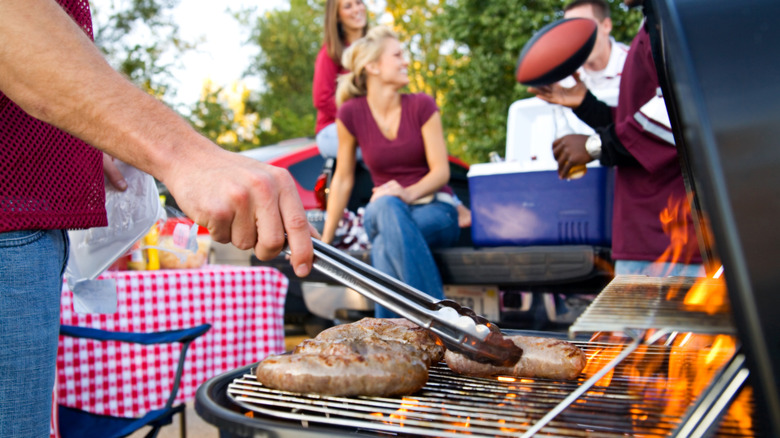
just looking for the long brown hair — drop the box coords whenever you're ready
[324,0,369,66]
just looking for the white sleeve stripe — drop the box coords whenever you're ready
[634,112,676,146]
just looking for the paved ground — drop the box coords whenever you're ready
[128,333,309,438]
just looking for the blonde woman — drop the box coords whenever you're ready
[312,0,368,159]
[321,26,460,318]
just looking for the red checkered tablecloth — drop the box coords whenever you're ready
[56,266,288,418]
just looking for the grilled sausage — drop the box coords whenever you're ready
[313,317,445,365]
[256,351,429,396]
[445,335,586,380]
[255,318,441,396]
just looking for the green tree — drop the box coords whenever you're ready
[242,0,324,145]
[384,0,451,101]
[438,0,642,163]
[188,80,263,152]
[89,0,194,101]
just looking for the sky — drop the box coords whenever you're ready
[168,0,387,108]
[91,0,386,108]
[168,0,286,107]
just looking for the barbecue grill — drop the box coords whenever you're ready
[195,0,780,436]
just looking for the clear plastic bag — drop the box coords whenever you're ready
[64,160,166,313]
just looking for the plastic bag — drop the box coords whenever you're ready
[64,160,166,313]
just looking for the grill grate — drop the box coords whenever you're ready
[227,338,755,437]
[569,275,736,336]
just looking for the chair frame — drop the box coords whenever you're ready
[58,323,212,438]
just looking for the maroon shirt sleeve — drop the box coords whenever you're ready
[613,29,677,174]
[313,45,342,133]
[413,93,439,126]
[336,98,360,137]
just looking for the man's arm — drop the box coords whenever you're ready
[0,0,314,275]
[572,91,614,129]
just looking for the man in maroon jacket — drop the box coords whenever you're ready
[529,0,704,277]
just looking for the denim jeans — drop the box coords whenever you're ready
[0,230,68,438]
[315,122,363,161]
[363,196,460,318]
[614,260,706,277]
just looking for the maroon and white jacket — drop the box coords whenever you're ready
[574,23,702,264]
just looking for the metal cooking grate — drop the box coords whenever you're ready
[227,339,755,437]
[570,275,736,336]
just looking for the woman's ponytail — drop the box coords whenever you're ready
[335,26,398,106]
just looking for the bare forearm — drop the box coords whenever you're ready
[407,112,450,200]
[404,167,449,201]
[0,0,212,184]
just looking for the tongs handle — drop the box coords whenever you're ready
[290,238,521,366]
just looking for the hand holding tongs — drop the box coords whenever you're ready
[286,238,522,366]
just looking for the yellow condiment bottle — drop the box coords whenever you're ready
[127,240,146,271]
[145,223,160,270]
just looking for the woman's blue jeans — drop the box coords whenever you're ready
[0,230,68,437]
[363,196,460,318]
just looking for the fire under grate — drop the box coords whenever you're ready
[227,337,755,437]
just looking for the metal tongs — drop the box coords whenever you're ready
[286,238,522,366]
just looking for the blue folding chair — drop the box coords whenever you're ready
[57,323,211,438]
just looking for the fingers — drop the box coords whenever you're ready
[372,180,401,199]
[102,153,127,191]
[273,171,313,278]
[251,170,287,260]
[558,158,573,180]
[168,150,314,274]
[552,137,571,179]
[552,137,566,160]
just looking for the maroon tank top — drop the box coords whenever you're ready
[0,0,107,232]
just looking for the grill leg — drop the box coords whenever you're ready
[179,408,187,438]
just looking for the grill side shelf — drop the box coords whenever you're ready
[569,275,735,336]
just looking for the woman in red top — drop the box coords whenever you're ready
[321,26,461,318]
[312,0,368,159]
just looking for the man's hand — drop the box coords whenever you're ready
[552,134,592,179]
[528,72,588,109]
[165,148,315,278]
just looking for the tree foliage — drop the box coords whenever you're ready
[242,0,324,145]
[384,0,451,101]
[437,0,643,163]
[188,81,261,152]
[89,0,194,100]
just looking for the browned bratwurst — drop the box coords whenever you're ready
[445,335,586,380]
[256,350,428,396]
[256,318,441,396]
[312,317,445,365]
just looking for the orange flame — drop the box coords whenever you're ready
[656,195,693,269]
[583,331,752,435]
[683,276,729,314]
